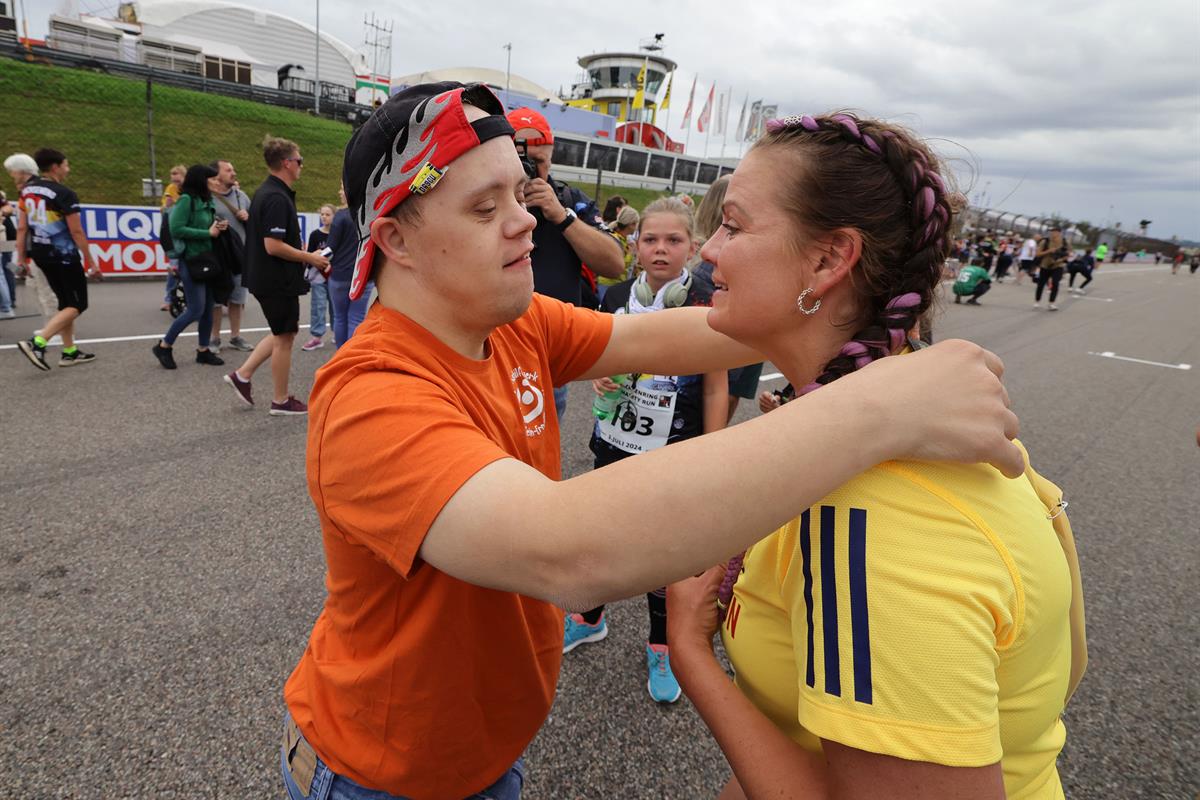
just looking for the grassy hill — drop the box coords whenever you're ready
[564,182,700,217]
[0,57,701,215]
[0,57,352,210]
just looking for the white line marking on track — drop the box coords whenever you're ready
[1091,266,1171,276]
[0,325,310,351]
[1076,296,1114,302]
[1088,352,1192,370]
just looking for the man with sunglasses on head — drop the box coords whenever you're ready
[224,136,328,415]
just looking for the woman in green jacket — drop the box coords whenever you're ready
[153,164,227,369]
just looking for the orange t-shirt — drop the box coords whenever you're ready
[285,295,613,799]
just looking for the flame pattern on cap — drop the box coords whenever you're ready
[349,89,463,300]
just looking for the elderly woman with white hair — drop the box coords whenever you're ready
[4,153,58,328]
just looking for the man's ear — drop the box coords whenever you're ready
[811,228,861,295]
[371,215,413,270]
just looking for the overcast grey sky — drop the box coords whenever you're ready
[37,0,1200,239]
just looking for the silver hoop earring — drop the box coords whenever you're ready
[797,288,821,315]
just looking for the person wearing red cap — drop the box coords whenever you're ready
[279,82,1022,800]
[506,106,625,418]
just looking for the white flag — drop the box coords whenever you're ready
[747,100,763,141]
[735,94,748,141]
[760,104,779,134]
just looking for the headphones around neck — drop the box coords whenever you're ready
[632,269,693,309]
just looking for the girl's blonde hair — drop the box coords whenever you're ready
[614,205,639,231]
[637,196,695,239]
[694,175,730,241]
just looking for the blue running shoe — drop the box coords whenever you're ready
[646,642,681,703]
[562,612,607,653]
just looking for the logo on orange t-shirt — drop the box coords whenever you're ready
[511,366,547,437]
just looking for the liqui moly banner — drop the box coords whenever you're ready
[81,205,320,277]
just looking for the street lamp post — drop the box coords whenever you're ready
[503,43,512,98]
[314,0,321,114]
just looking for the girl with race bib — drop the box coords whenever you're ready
[561,197,729,704]
[666,113,1086,799]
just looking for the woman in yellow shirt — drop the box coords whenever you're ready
[666,113,1086,799]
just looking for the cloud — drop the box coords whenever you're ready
[26,0,1200,237]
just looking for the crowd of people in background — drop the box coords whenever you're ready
[949,227,1119,311]
[4,133,1192,387]
[2,136,379,416]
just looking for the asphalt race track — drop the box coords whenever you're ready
[2,262,1197,798]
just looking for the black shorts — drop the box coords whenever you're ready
[255,293,300,335]
[728,362,766,399]
[35,252,89,312]
[1019,259,1036,272]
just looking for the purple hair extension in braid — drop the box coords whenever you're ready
[716,116,945,621]
[716,556,742,622]
[766,114,820,133]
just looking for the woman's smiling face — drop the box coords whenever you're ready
[700,148,815,349]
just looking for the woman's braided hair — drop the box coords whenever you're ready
[716,111,956,619]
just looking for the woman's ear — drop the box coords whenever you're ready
[811,228,861,294]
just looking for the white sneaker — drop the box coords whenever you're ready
[0,309,14,319]
[1033,302,1042,310]
[1048,303,1059,311]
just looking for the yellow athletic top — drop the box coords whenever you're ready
[722,453,1080,799]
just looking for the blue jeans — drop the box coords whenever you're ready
[281,730,525,800]
[163,261,179,302]
[0,254,12,312]
[163,258,214,347]
[553,385,569,421]
[328,278,372,348]
[309,281,331,337]
[1,254,14,307]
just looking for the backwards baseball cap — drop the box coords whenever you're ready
[343,82,515,300]
[506,107,554,146]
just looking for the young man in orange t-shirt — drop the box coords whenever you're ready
[280,82,1024,800]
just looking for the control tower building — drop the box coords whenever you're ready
[563,47,676,130]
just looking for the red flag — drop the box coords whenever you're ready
[697,83,715,133]
[680,76,697,129]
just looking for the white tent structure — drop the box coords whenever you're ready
[392,67,561,105]
[118,0,368,96]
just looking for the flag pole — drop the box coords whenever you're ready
[639,55,648,148]
[684,75,695,156]
[662,70,673,149]
[703,84,713,159]
[719,85,730,160]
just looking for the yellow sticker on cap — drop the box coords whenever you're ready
[410,162,446,195]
